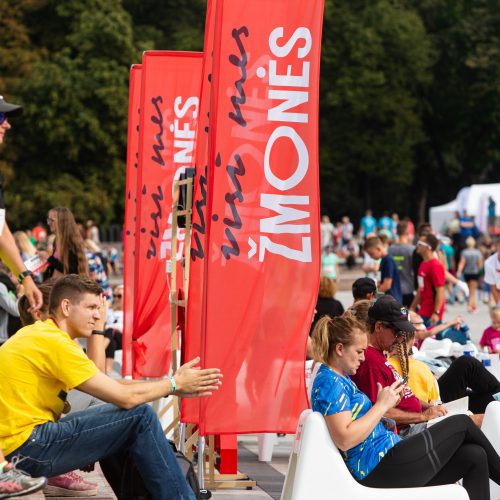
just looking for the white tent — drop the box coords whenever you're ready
[429,183,500,234]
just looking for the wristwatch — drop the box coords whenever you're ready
[434,310,440,315]
[18,270,33,284]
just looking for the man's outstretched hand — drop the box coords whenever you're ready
[174,357,222,398]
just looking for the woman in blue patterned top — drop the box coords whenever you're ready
[311,314,500,500]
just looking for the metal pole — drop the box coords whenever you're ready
[197,436,205,489]
[179,422,186,454]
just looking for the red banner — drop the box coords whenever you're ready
[123,64,142,377]
[182,0,217,424]
[200,0,324,434]
[133,51,202,378]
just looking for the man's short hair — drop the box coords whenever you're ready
[417,223,432,237]
[364,236,381,251]
[396,221,408,237]
[48,274,102,315]
[424,233,439,251]
[352,277,377,300]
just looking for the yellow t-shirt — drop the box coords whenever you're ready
[388,356,439,403]
[0,319,99,455]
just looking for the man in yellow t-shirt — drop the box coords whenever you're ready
[0,274,223,499]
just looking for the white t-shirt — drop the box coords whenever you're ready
[484,252,500,291]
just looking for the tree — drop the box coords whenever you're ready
[0,0,137,227]
[409,0,500,222]
[319,0,433,222]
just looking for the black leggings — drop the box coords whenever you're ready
[360,415,500,500]
[439,356,500,413]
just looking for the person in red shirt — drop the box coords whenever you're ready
[351,295,447,437]
[410,233,445,326]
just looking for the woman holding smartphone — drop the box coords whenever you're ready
[311,314,500,500]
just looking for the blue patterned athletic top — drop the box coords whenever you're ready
[311,364,401,480]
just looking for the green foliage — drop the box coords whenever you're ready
[320,0,434,218]
[0,0,499,228]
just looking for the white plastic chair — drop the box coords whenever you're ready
[481,401,500,500]
[281,410,469,500]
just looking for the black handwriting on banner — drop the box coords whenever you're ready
[151,96,165,166]
[222,153,245,259]
[228,27,249,127]
[191,165,207,261]
[146,185,164,259]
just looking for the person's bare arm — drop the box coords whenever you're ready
[445,270,459,285]
[491,285,500,305]
[410,289,421,311]
[0,223,42,310]
[430,286,445,324]
[77,357,222,409]
[378,278,393,293]
[427,316,461,337]
[85,296,107,372]
[456,256,465,278]
[325,381,402,451]
[384,404,446,425]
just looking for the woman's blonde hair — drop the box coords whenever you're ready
[49,207,89,276]
[490,306,500,320]
[346,299,374,330]
[465,236,476,248]
[13,231,37,258]
[318,276,336,298]
[311,314,366,364]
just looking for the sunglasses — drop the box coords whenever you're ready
[114,294,123,299]
[0,112,6,125]
[380,322,406,340]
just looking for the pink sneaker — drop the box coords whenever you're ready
[44,471,98,497]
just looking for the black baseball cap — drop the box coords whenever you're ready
[352,277,377,299]
[0,96,22,116]
[368,295,415,332]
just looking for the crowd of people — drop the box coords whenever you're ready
[1,90,500,498]
[322,209,500,313]
[310,298,500,500]
[312,209,500,498]
[0,96,224,499]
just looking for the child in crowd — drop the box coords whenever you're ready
[364,236,402,303]
[480,306,500,353]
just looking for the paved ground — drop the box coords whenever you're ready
[11,265,494,499]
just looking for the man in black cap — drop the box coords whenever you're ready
[351,295,447,436]
[352,276,377,303]
[0,95,46,498]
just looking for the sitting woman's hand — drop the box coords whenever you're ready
[376,380,404,412]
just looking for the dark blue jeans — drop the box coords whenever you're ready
[7,403,195,500]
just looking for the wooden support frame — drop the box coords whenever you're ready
[163,177,256,491]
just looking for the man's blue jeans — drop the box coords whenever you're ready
[7,403,195,500]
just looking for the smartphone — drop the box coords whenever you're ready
[401,376,409,385]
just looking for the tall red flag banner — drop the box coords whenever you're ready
[123,64,142,377]
[133,51,202,378]
[182,0,217,424]
[200,0,324,434]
